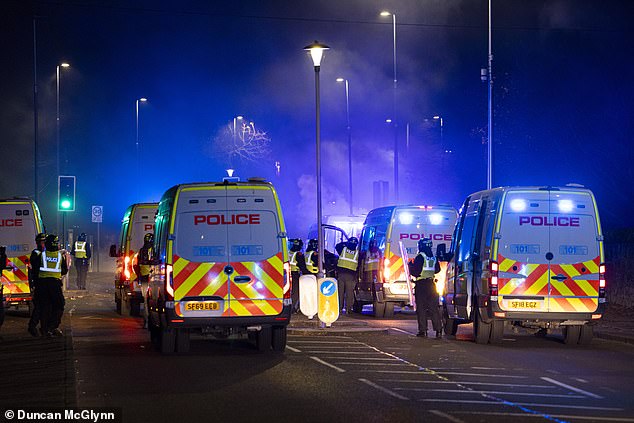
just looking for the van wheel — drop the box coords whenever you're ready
[373,301,385,318]
[490,319,504,344]
[256,327,272,352]
[352,300,363,314]
[563,325,581,345]
[578,325,594,345]
[271,326,287,352]
[474,310,491,344]
[159,324,176,354]
[384,302,395,318]
[443,307,458,336]
[176,329,190,353]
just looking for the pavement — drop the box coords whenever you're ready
[1,271,633,411]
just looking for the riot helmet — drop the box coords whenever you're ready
[307,238,318,252]
[418,238,433,254]
[346,237,359,250]
[143,233,154,245]
[45,234,60,251]
[78,233,87,241]
[289,238,303,252]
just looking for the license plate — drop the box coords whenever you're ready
[185,301,219,311]
[505,299,543,311]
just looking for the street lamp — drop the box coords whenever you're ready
[56,62,70,233]
[135,97,147,194]
[304,40,329,278]
[433,115,444,148]
[380,10,399,202]
[486,0,493,189]
[336,77,353,216]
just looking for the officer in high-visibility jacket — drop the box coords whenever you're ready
[27,233,47,336]
[31,234,68,336]
[408,238,441,337]
[305,238,319,276]
[335,237,359,315]
[289,238,309,313]
[136,233,153,327]
[71,233,91,290]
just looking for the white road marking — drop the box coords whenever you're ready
[288,334,352,339]
[321,357,397,361]
[451,412,634,422]
[390,327,417,335]
[434,371,528,378]
[286,345,301,353]
[471,366,506,370]
[288,340,359,344]
[303,351,385,354]
[418,399,623,411]
[428,410,466,423]
[541,377,603,399]
[395,388,583,398]
[334,362,409,366]
[378,379,553,388]
[573,377,588,383]
[309,356,345,373]
[358,378,409,400]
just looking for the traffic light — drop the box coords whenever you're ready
[58,175,76,211]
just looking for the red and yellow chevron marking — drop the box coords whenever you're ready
[498,254,600,313]
[1,255,31,298]
[172,253,284,317]
[386,252,407,282]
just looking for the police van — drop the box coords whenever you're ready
[356,205,458,317]
[148,179,291,354]
[0,198,44,311]
[109,203,158,315]
[444,185,606,345]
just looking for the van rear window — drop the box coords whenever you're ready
[129,211,156,253]
[391,209,456,256]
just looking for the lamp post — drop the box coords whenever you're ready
[336,77,353,216]
[304,41,329,278]
[232,115,243,168]
[135,97,147,194]
[486,0,493,189]
[380,10,398,202]
[56,62,70,233]
[433,115,444,148]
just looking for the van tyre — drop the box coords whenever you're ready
[129,300,141,317]
[563,325,581,345]
[384,302,395,318]
[271,326,287,352]
[352,300,363,314]
[474,309,491,344]
[176,329,190,353]
[578,324,594,345]
[489,319,504,344]
[159,322,176,354]
[256,327,272,352]
[373,301,385,318]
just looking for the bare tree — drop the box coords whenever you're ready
[212,119,272,167]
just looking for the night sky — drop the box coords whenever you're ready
[1,0,632,246]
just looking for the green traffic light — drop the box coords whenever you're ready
[61,200,71,209]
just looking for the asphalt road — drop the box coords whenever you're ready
[3,272,634,423]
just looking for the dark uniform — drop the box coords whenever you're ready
[288,239,308,313]
[27,233,47,336]
[335,237,359,315]
[408,238,441,338]
[71,233,91,290]
[136,233,153,327]
[31,235,68,336]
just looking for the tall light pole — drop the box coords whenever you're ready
[433,115,444,148]
[56,62,70,233]
[380,10,398,202]
[33,18,39,203]
[135,97,147,195]
[304,41,329,278]
[487,0,494,189]
[336,77,353,216]
[232,115,243,168]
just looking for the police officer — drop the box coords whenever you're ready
[27,233,47,336]
[336,237,359,315]
[305,238,319,276]
[289,238,308,313]
[408,238,441,338]
[31,235,68,336]
[136,233,153,328]
[0,245,8,329]
[71,233,91,290]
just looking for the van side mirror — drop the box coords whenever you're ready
[109,244,118,258]
[436,244,447,261]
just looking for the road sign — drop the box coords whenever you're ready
[318,277,339,326]
[91,205,103,223]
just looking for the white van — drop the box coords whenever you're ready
[109,203,158,315]
[148,179,291,353]
[356,205,458,317]
[444,185,606,344]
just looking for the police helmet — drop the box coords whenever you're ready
[78,232,87,241]
[346,237,359,250]
[45,234,60,251]
[418,237,433,252]
[35,233,47,243]
[290,238,303,251]
[307,238,318,251]
[144,233,154,244]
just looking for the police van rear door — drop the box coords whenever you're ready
[129,205,157,253]
[225,186,285,317]
[0,202,39,288]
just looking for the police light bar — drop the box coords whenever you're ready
[223,176,240,183]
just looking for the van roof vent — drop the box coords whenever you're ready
[565,183,585,188]
[247,177,267,183]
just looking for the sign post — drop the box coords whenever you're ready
[91,206,103,272]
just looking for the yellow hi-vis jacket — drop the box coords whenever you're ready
[290,251,300,272]
[306,251,318,274]
[39,251,63,280]
[74,241,88,259]
[416,252,437,280]
[337,247,359,271]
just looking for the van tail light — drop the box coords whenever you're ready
[165,264,174,300]
[383,258,391,281]
[123,255,131,280]
[283,262,291,299]
[599,263,606,297]
[489,261,498,297]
